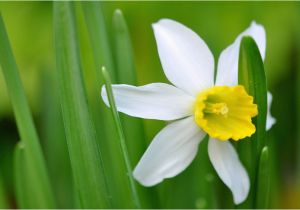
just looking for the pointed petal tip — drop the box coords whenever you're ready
[216,20,266,86]
[250,20,258,26]
[152,18,175,32]
[233,176,250,205]
[151,18,165,28]
[250,20,263,28]
[133,169,159,187]
[152,18,173,25]
[151,21,157,29]
[266,116,276,130]
[152,18,215,95]
[208,139,250,205]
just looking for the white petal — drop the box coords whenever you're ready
[152,19,215,96]
[216,21,266,86]
[133,116,206,186]
[266,91,276,130]
[101,83,195,121]
[208,138,250,205]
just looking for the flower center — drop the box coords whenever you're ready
[204,102,229,116]
[194,85,258,141]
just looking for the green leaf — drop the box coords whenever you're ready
[102,67,141,208]
[14,142,30,208]
[112,9,157,208]
[0,14,55,208]
[113,9,137,85]
[81,3,137,207]
[112,9,146,163]
[256,146,270,208]
[14,143,53,208]
[238,36,268,208]
[53,2,110,208]
[0,173,8,208]
[39,70,74,208]
[297,20,300,184]
[238,36,268,154]
[81,1,116,82]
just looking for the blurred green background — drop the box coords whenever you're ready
[0,1,300,208]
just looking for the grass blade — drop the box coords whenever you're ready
[113,9,137,84]
[256,146,270,208]
[102,67,141,209]
[112,9,147,164]
[0,14,55,208]
[297,12,300,188]
[39,70,74,208]
[53,2,110,208]
[102,66,141,208]
[81,2,137,207]
[14,142,30,208]
[14,141,57,208]
[112,9,158,208]
[238,36,268,208]
[82,1,116,81]
[238,36,268,153]
[0,173,8,208]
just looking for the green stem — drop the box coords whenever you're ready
[102,67,141,208]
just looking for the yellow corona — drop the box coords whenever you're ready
[194,85,258,141]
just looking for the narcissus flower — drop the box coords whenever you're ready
[102,19,275,204]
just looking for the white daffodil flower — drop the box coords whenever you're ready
[101,19,276,205]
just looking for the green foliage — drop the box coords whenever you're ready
[82,1,116,81]
[82,2,137,208]
[14,142,30,208]
[112,9,157,208]
[102,67,141,208]
[112,8,147,163]
[239,37,267,154]
[0,174,8,208]
[39,70,74,208]
[238,36,268,208]
[53,2,110,208]
[256,146,270,208]
[0,14,55,208]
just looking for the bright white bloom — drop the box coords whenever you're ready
[101,19,275,205]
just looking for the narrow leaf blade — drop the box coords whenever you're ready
[112,9,147,163]
[239,36,268,153]
[0,174,8,208]
[102,67,141,208]
[82,1,116,81]
[112,9,157,208]
[256,146,270,208]
[14,142,30,208]
[82,3,135,207]
[0,14,55,208]
[238,36,268,208]
[53,2,110,208]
